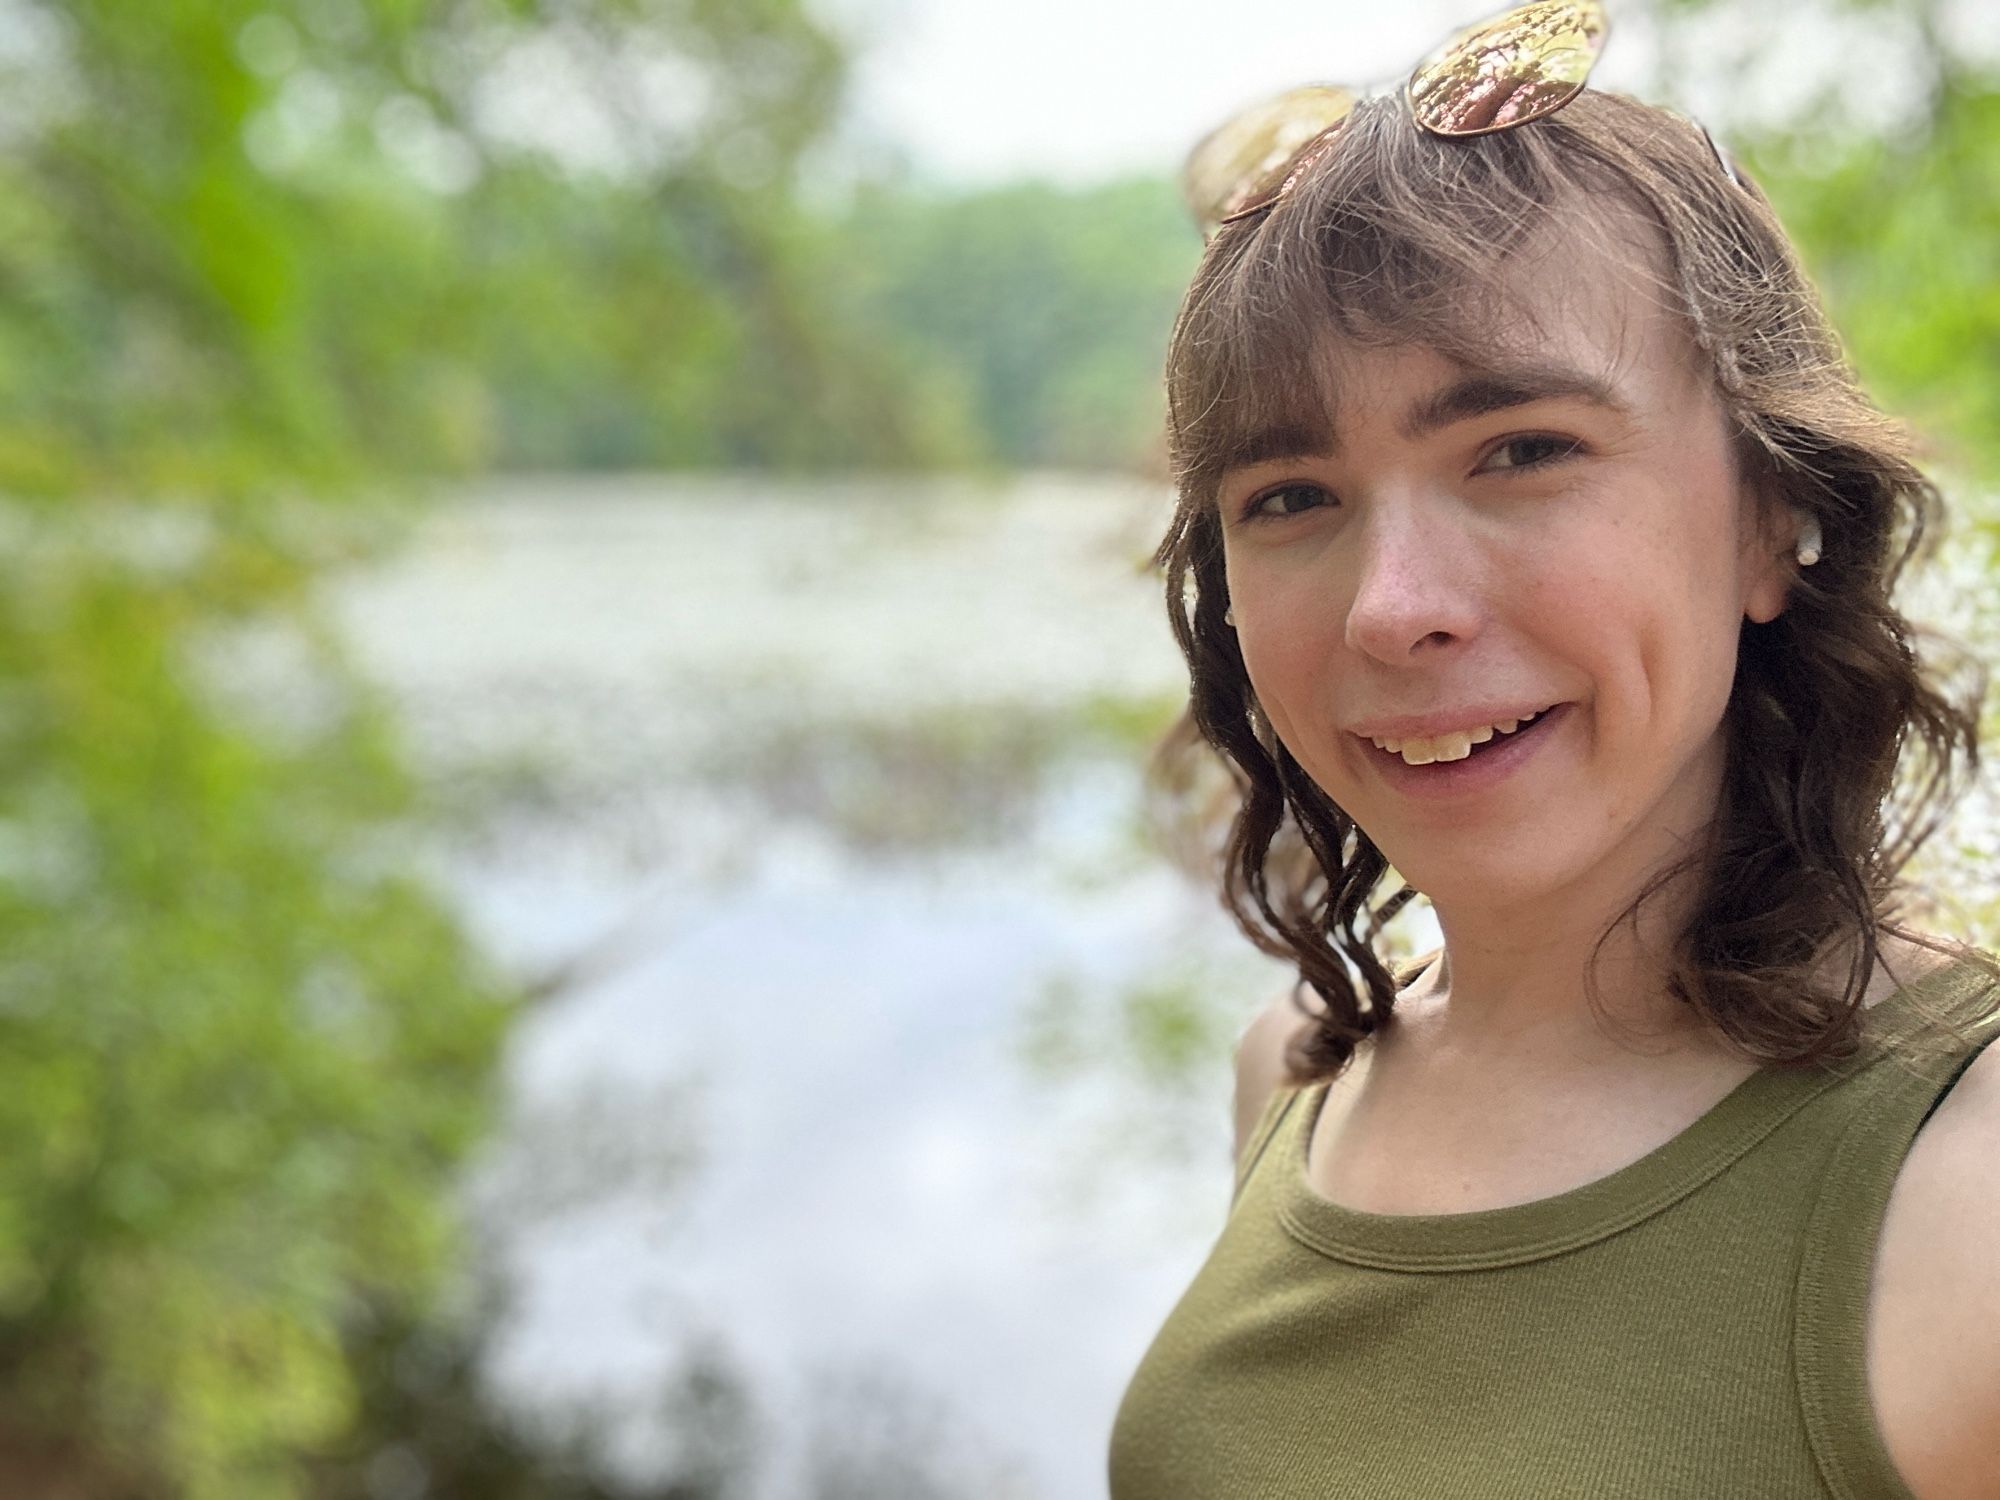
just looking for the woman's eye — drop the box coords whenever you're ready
[1244,483,1333,520]
[1480,434,1582,473]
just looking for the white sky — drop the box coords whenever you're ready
[822,0,1577,184]
[814,0,2000,188]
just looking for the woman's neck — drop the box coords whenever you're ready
[1401,916,1956,1077]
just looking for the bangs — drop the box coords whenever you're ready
[1166,92,1616,506]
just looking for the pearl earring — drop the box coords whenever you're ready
[1795,514,1822,567]
[1224,607,1235,626]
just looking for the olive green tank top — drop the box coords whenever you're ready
[1108,954,2000,1499]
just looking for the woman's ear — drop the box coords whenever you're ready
[1740,485,1801,626]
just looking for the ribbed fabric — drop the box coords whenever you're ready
[1108,955,2000,1499]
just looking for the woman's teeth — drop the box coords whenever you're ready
[1372,709,1546,766]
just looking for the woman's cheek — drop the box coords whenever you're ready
[1253,655,1352,794]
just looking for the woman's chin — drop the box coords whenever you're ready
[1386,850,1578,917]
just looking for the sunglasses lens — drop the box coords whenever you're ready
[1408,0,1607,137]
[1182,84,1358,230]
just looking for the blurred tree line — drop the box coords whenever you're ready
[1,0,1995,1495]
[1653,0,2000,489]
[0,0,962,1495]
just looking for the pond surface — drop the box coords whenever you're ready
[328,472,1284,1498]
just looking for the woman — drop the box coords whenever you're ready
[1108,5,2000,1497]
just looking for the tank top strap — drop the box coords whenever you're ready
[1794,958,2000,1497]
[1230,1082,1306,1212]
[1230,956,1437,1213]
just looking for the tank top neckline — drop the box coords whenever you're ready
[1273,953,1987,1272]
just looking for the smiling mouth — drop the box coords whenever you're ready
[1367,703,1564,766]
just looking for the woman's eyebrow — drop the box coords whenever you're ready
[1214,362,1629,482]
[1397,364,1631,442]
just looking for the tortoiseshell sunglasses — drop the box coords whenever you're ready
[1182,0,1741,238]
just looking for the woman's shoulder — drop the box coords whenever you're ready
[1230,985,1314,1165]
[1863,937,2000,1499]
[1230,951,1435,1162]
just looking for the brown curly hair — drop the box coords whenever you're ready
[1149,87,1996,1088]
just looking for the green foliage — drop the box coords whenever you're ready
[1646,0,2000,491]
[0,0,951,497]
[1740,79,2000,487]
[0,0,922,1492]
[464,163,980,471]
[0,518,513,1493]
[827,175,1200,472]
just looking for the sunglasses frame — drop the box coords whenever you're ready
[1215,114,1356,228]
[1195,0,1749,238]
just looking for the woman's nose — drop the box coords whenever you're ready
[1342,506,1481,664]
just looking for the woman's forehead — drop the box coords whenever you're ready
[1306,232,1708,438]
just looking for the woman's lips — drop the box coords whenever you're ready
[1363,701,1573,799]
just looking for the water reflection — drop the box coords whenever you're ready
[325,473,1281,1498]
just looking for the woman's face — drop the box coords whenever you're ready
[1215,235,1795,917]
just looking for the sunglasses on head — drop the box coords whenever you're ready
[1182,0,1742,238]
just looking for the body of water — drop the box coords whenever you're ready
[327,472,1286,1498]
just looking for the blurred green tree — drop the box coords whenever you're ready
[827,174,1198,473]
[1649,0,2000,487]
[0,0,927,1495]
